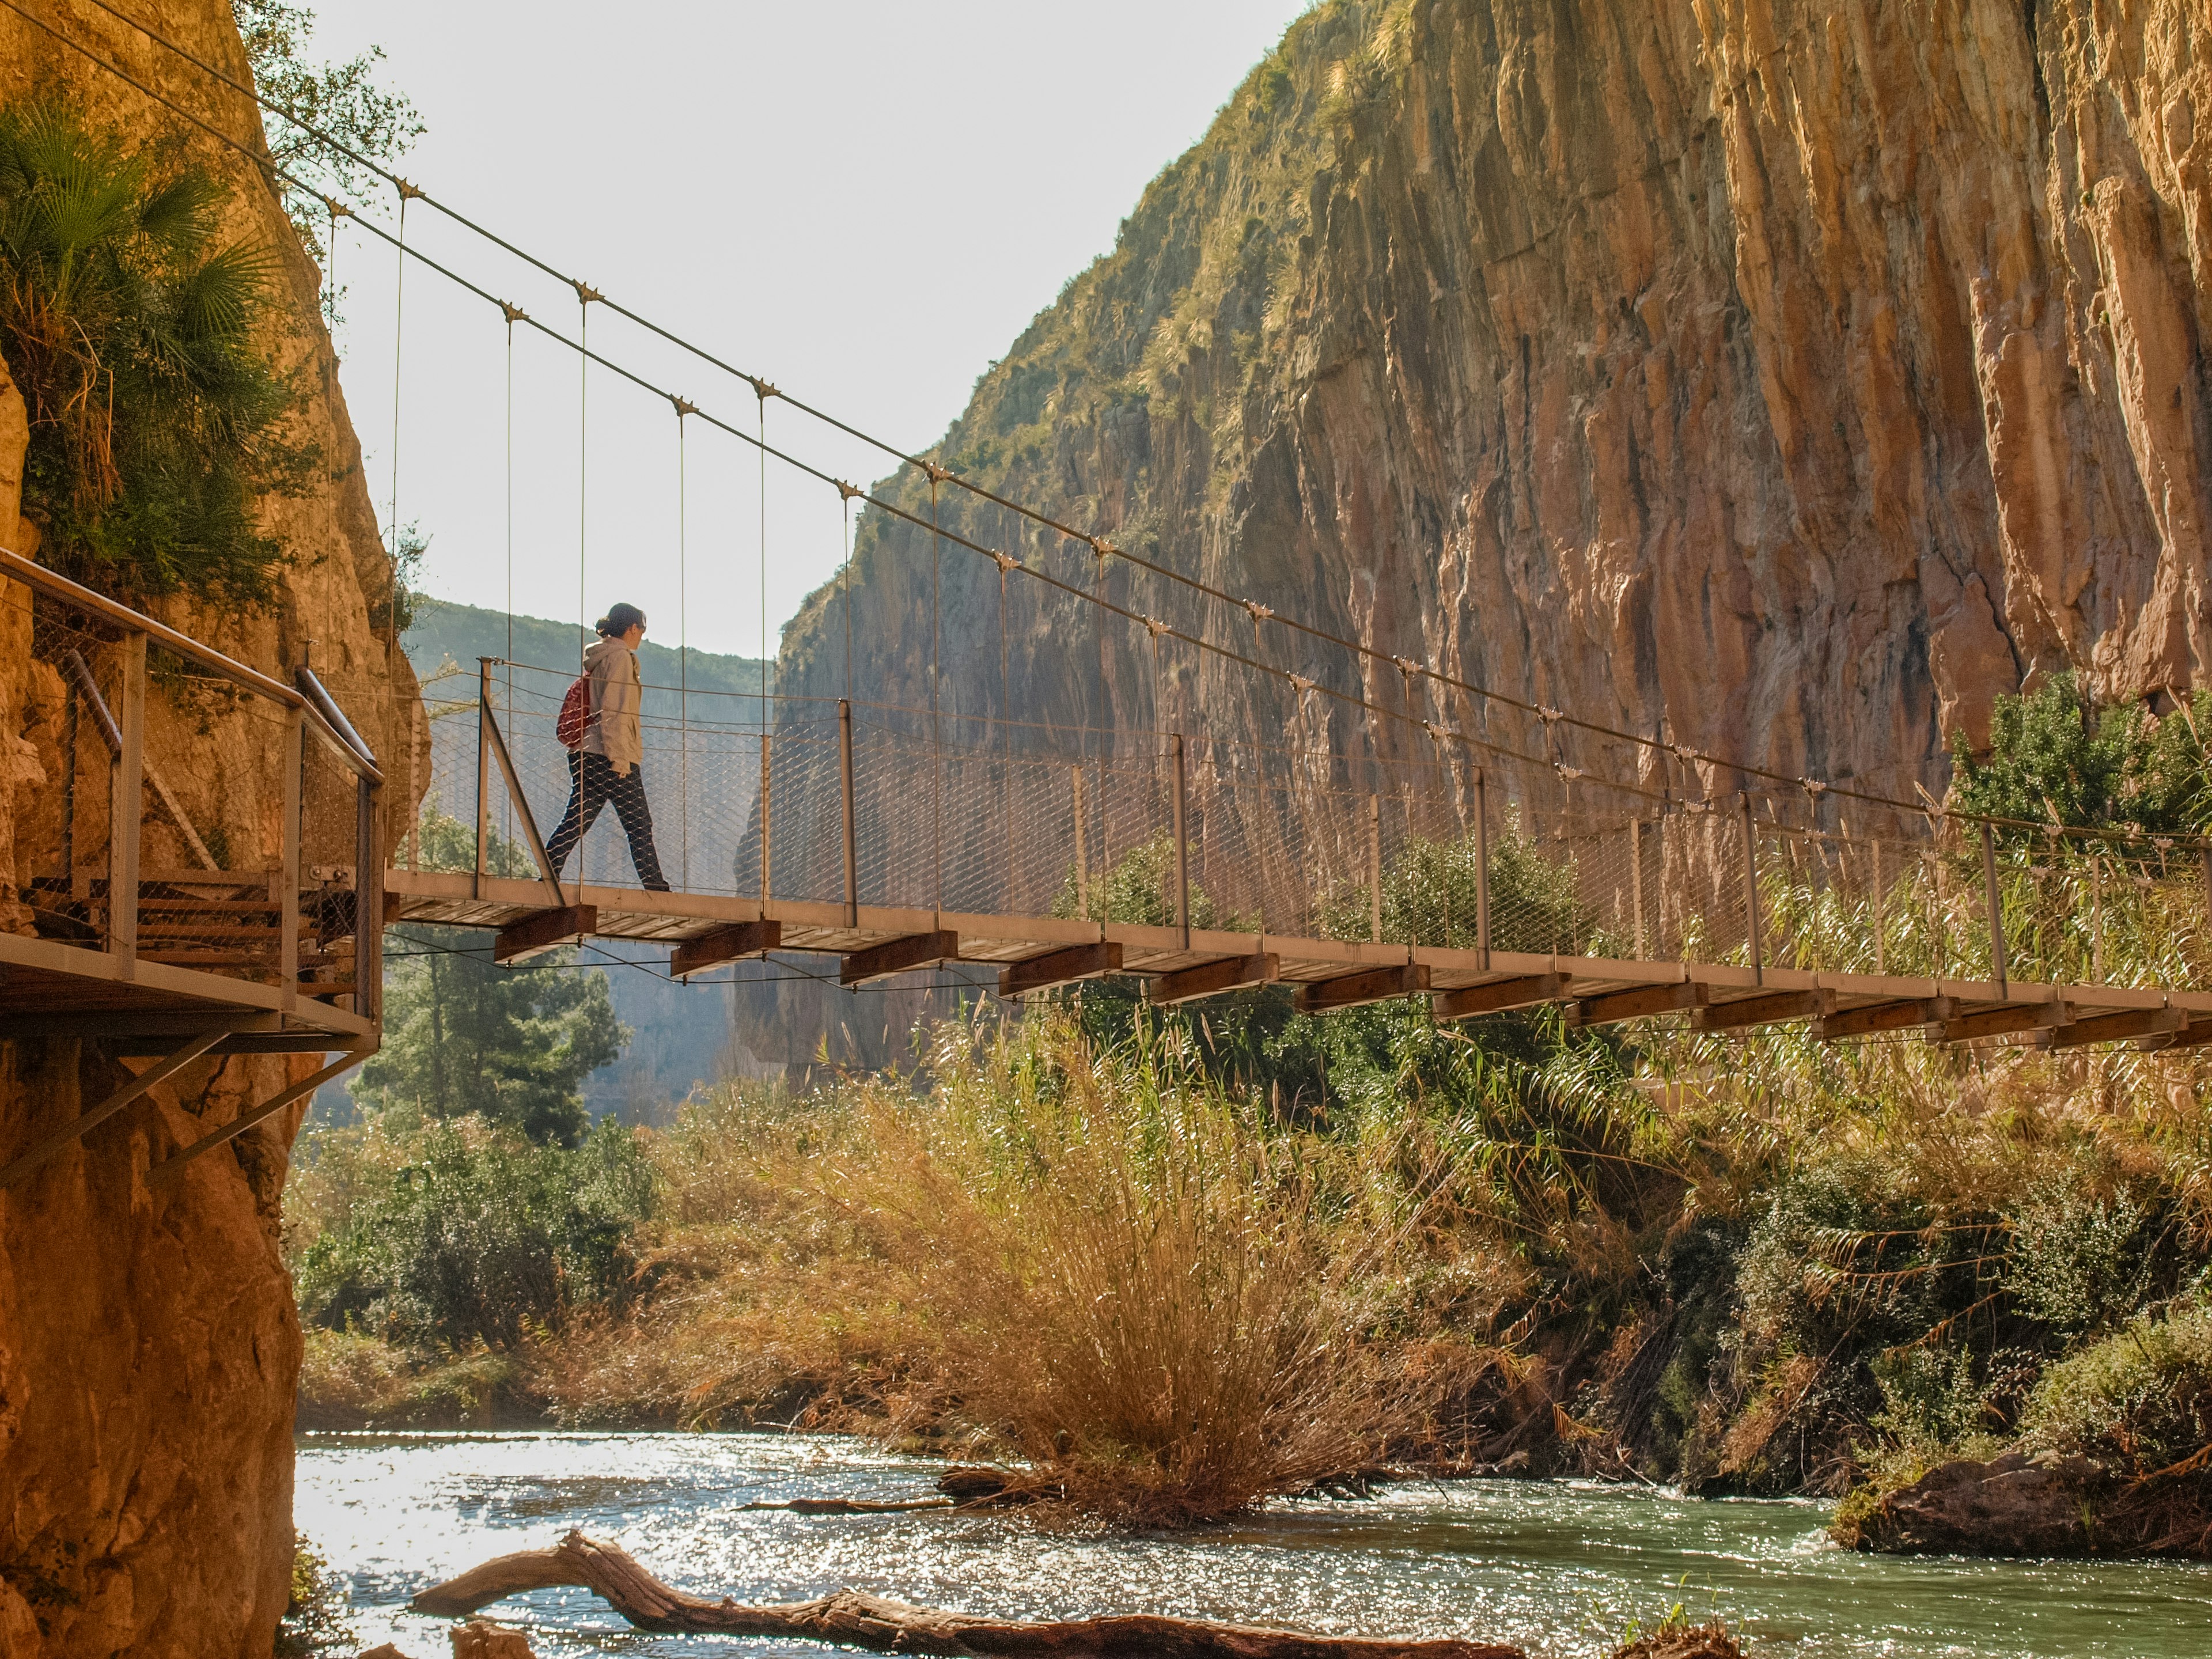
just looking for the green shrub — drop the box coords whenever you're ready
[294,1118,656,1349]
[1949,672,2207,836]
[275,1532,353,1657]
[2021,1304,2212,1474]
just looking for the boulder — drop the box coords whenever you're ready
[1849,1451,2111,1556]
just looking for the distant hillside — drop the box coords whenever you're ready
[402,594,772,710]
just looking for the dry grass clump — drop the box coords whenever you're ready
[543,1009,1478,1524]
[836,1014,1446,1524]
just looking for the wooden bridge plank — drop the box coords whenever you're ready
[999,942,1122,999]
[2042,1006,2187,1049]
[494,905,598,965]
[1572,980,1708,1027]
[1294,963,1429,1014]
[842,931,960,987]
[1148,952,1277,1006]
[1816,997,1957,1040]
[1937,1001,2073,1044]
[1694,989,1836,1032]
[671,921,781,981]
[1431,973,1571,1020]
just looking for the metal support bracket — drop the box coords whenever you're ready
[0,1025,236,1188]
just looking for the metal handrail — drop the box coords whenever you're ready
[0,547,384,787]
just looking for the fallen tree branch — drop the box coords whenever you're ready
[737,1495,955,1514]
[412,1530,1525,1659]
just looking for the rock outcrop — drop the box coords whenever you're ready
[756,0,2212,1061]
[1843,1449,2212,1558]
[0,4,420,1656]
[1844,1450,2107,1556]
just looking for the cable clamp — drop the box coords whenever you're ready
[394,177,425,201]
[1088,536,1115,561]
[835,480,863,502]
[1538,705,1563,724]
[752,377,781,402]
[321,194,355,219]
[2154,836,2175,851]
[1141,615,1168,639]
[573,279,604,306]
[1801,778,1827,798]
[1423,721,1452,743]
[672,395,699,418]
[916,459,953,485]
[1556,763,1585,782]
[1288,675,1314,697]
[1392,655,1420,677]
[498,300,528,325]
[991,551,1019,575]
[1673,743,1699,762]
[1243,600,1274,621]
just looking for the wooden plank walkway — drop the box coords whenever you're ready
[385,868,2212,1047]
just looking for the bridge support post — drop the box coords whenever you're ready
[1739,791,1763,984]
[1071,766,1089,921]
[1980,820,2008,999]
[1173,734,1189,950]
[759,733,773,904]
[1473,767,1491,969]
[112,631,145,976]
[1368,793,1381,944]
[1871,839,1885,975]
[475,657,493,899]
[281,707,303,1012]
[1630,815,1646,959]
[839,700,857,927]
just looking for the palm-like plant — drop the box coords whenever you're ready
[0,101,302,602]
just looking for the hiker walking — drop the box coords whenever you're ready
[547,603,671,891]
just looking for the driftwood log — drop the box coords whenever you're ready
[411,1530,1525,1659]
[737,1495,955,1514]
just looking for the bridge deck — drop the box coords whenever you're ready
[386,869,2212,1037]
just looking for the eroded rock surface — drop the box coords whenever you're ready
[0,3,420,1656]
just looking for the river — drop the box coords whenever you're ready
[297,1431,2212,1657]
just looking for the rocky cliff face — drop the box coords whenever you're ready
[756,0,2211,1059]
[789,0,2211,791]
[0,4,419,1654]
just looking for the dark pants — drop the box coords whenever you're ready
[546,751,669,890]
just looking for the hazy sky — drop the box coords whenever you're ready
[301,1,1315,661]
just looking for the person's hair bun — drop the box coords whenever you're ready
[596,602,646,637]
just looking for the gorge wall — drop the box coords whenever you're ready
[755,0,2212,1062]
[0,3,419,1654]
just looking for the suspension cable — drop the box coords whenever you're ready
[13,0,2191,846]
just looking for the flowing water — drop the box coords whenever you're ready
[298,1431,2212,1657]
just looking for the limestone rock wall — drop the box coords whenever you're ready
[755,0,2212,1062]
[0,3,421,1654]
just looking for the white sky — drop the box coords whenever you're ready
[302,1,1316,661]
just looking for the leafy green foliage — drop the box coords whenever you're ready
[0,101,306,603]
[1051,829,1230,928]
[293,1117,655,1349]
[2022,1303,2212,1474]
[233,1,423,275]
[1949,673,2209,836]
[1316,813,1588,952]
[359,921,626,1147]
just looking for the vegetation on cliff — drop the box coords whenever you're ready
[0,100,308,601]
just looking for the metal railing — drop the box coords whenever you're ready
[0,547,385,1025]
[409,653,2212,1008]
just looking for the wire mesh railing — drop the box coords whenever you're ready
[411,654,2212,999]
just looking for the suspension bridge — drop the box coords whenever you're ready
[3,0,2212,1195]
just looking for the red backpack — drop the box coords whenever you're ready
[556,673,590,749]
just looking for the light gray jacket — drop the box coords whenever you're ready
[581,636,642,774]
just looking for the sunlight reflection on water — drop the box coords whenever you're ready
[296,1431,2212,1658]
